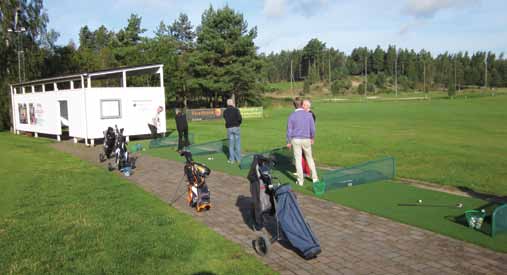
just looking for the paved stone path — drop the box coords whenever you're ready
[52,142,507,275]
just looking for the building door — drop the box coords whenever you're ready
[59,100,69,139]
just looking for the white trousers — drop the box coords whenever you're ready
[291,138,318,185]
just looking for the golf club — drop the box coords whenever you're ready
[398,201,464,208]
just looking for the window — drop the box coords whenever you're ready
[18,103,27,124]
[73,80,82,89]
[100,99,121,119]
[57,81,71,90]
[44,83,54,92]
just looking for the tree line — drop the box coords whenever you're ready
[1,1,261,130]
[1,1,507,131]
[263,39,507,95]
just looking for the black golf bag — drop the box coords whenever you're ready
[112,125,131,171]
[247,155,276,228]
[181,150,211,212]
[99,127,116,162]
[249,154,321,260]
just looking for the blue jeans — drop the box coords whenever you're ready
[227,127,241,162]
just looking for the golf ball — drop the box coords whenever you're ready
[418,199,423,204]
[457,203,463,208]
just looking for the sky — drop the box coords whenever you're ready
[44,0,507,55]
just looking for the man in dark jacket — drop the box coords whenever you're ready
[175,108,190,151]
[223,99,242,163]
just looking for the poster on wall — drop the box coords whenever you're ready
[132,100,152,112]
[18,103,27,124]
[29,103,36,125]
[35,103,44,126]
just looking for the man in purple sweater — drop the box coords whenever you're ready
[286,99,319,186]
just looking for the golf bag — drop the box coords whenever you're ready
[181,151,211,212]
[112,125,131,171]
[275,184,321,259]
[247,155,276,228]
[249,154,321,259]
[99,126,116,162]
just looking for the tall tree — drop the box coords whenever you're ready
[0,0,49,130]
[169,13,196,107]
[302,38,325,79]
[117,14,146,47]
[190,5,261,106]
[169,13,196,50]
[372,45,385,74]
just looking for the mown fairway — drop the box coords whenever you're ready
[0,134,274,274]
[169,94,507,195]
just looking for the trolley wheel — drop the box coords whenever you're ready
[107,163,114,171]
[253,235,271,257]
[99,153,105,162]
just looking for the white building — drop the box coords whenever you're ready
[10,64,166,145]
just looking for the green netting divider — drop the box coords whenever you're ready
[239,147,291,170]
[187,139,228,156]
[317,157,396,194]
[492,204,507,237]
[149,133,195,148]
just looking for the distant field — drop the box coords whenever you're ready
[167,93,507,195]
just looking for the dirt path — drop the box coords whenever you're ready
[52,142,507,275]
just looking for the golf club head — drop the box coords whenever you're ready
[180,150,193,163]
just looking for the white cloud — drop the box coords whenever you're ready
[264,0,287,17]
[404,0,480,18]
[112,0,178,9]
[399,20,427,35]
[263,0,330,18]
[291,0,330,17]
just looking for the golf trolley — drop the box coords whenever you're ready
[248,155,321,259]
[106,125,134,172]
[181,150,211,212]
[99,126,116,162]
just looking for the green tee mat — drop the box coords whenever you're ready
[186,139,228,156]
[149,133,195,148]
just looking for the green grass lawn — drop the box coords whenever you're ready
[164,93,507,196]
[141,145,507,253]
[0,133,274,274]
[139,93,507,252]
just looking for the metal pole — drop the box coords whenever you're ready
[290,59,293,96]
[395,47,398,96]
[484,54,488,89]
[17,45,22,83]
[364,51,368,97]
[423,58,426,93]
[454,56,458,91]
[328,48,331,84]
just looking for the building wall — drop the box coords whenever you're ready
[13,91,64,136]
[11,86,166,140]
[84,87,166,139]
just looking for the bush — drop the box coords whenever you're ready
[331,78,352,95]
[448,82,456,98]
[357,82,376,95]
[302,79,310,95]
[375,72,386,89]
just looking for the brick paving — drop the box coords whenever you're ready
[52,142,507,275]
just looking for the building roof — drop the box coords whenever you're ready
[11,64,163,87]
